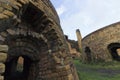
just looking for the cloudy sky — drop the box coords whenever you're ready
[50,0,120,40]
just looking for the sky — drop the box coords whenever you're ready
[50,0,120,40]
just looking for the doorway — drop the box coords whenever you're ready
[5,56,32,80]
[85,46,92,62]
[108,43,120,61]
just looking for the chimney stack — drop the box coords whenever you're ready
[76,29,82,52]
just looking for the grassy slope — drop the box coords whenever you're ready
[74,60,120,80]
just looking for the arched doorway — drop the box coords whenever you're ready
[5,56,32,80]
[16,56,24,73]
[85,46,92,62]
[4,35,43,80]
[108,43,120,61]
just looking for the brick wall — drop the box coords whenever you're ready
[82,22,120,62]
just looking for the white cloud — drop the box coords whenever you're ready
[52,0,120,40]
[56,5,66,16]
[61,11,94,40]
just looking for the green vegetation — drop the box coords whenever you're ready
[74,60,120,80]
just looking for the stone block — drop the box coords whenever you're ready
[0,53,7,63]
[0,7,3,13]
[53,56,61,64]
[67,74,73,80]
[0,76,4,80]
[0,14,8,19]
[0,45,8,52]
[0,2,12,11]
[0,63,5,74]
[3,10,14,16]
[56,65,70,71]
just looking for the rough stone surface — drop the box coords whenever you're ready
[0,63,5,74]
[0,45,8,53]
[0,53,7,63]
[65,35,81,58]
[76,29,82,52]
[67,39,81,58]
[0,0,79,80]
[82,22,120,63]
[0,45,8,80]
[0,76,4,80]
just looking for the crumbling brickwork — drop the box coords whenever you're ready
[65,36,81,59]
[82,22,120,63]
[0,0,79,80]
[0,45,8,80]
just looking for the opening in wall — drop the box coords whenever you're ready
[5,56,32,80]
[85,46,92,62]
[16,56,24,73]
[108,43,120,61]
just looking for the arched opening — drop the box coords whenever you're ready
[85,46,92,62]
[117,49,120,56]
[4,34,49,80]
[5,56,32,80]
[108,43,120,61]
[16,56,24,73]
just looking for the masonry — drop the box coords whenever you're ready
[65,35,81,59]
[82,22,120,63]
[0,0,79,80]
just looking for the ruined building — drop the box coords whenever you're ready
[65,29,82,59]
[82,22,120,63]
[0,0,79,80]
[65,36,81,59]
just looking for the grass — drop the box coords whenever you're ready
[74,60,120,80]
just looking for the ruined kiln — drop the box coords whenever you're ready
[82,22,120,63]
[0,0,79,80]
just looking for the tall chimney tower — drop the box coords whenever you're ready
[76,29,82,52]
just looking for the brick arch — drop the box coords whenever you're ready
[108,43,120,61]
[4,34,49,80]
[0,0,79,80]
[6,35,47,61]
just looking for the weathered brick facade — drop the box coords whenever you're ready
[65,36,81,59]
[0,45,8,80]
[0,0,79,80]
[82,22,120,63]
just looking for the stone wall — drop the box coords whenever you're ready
[65,36,81,58]
[0,0,79,80]
[0,45,8,80]
[82,22,120,63]
[67,40,81,58]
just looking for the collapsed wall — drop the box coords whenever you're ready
[65,35,81,58]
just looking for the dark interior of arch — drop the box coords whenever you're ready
[108,43,120,61]
[4,33,48,80]
[5,56,32,80]
[85,46,92,62]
